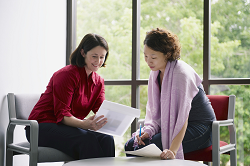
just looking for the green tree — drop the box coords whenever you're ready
[211,0,250,78]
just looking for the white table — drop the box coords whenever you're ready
[63,157,207,166]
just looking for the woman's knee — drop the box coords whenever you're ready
[124,137,135,151]
[103,134,114,142]
[100,134,114,146]
[151,133,163,150]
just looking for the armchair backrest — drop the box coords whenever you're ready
[7,93,41,120]
[207,95,236,121]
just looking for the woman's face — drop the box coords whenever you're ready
[144,45,167,72]
[81,46,107,76]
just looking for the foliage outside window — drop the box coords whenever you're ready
[76,0,132,80]
[211,0,250,78]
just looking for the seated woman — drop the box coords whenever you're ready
[125,28,216,160]
[26,33,115,160]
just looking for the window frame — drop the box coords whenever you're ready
[67,0,250,135]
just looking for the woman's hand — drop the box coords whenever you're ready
[84,115,107,131]
[160,149,176,160]
[136,132,149,145]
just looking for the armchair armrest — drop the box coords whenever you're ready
[212,119,236,155]
[7,118,39,155]
[213,119,233,126]
[10,118,38,127]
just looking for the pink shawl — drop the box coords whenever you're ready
[133,60,202,159]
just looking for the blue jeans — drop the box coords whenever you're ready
[25,123,115,160]
[124,122,212,154]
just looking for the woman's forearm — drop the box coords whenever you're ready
[169,118,188,155]
[61,115,107,131]
[62,116,87,129]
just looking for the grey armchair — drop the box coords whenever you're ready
[6,93,74,166]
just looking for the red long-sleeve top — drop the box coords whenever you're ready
[28,65,105,124]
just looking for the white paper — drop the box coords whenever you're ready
[125,144,162,158]
[94,100,140,137]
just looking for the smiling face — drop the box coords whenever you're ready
[81,46,107,76]
[144,45,168,73]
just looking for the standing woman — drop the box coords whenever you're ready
[125,28,216,159]
[26,33,115,159]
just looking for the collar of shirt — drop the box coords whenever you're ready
[79,66,97,85]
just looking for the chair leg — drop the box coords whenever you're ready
[213,157,220,166]
[230,149,237,166]
[29,153,38,166]
[6,150,13,166]
[212,151,220,166]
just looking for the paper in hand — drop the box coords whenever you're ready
[125,144,162,158]
[94,100,140,137]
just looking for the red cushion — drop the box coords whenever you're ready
[184,141,229,162]
[207,95,229,120]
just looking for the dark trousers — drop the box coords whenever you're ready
[25,123,115,160]
[125,122,212,155]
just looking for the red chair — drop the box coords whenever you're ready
[184,95,237,166]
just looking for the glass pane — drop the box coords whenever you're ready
[140,0,204,79]
[211,0,250,78]
[105,85,131,157]
[105,85,131,106]
[210,85,250,166]
[76,0,132,80]
[139,85,148,119]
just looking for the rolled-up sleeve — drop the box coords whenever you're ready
[52,70,79,123]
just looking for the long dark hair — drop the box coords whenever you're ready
[70,33,109,67]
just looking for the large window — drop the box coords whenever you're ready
[70,0,250,164]
[211,0,250,79]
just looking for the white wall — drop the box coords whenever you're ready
[0,0,66,165]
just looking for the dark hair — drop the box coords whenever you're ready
[144,28,181,62]
[69,33,109,67]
